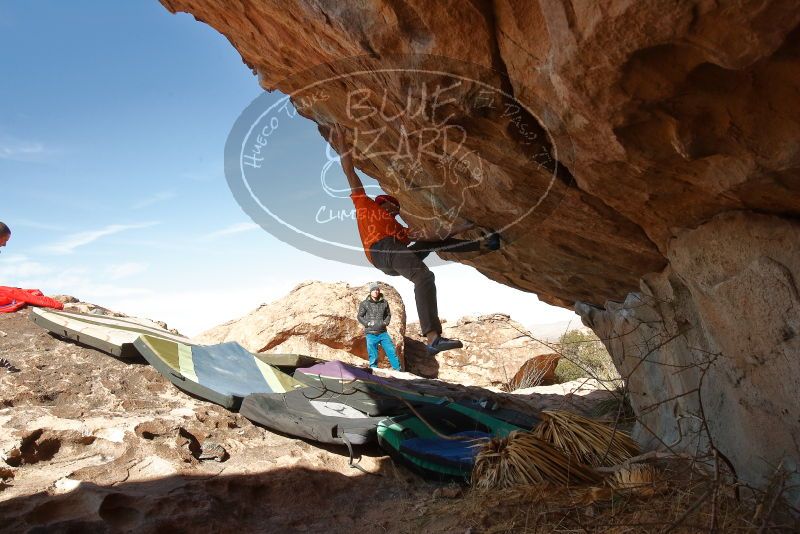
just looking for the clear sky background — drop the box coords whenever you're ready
[0,1,580,336]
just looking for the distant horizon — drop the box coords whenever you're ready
[47,278,586,339]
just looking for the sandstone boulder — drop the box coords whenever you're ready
[159,0,800,307]
[198,281,406,368]
[159,0,800,504]
[577,212,800,505]
[404,314,554,387]
[505,354,561,391]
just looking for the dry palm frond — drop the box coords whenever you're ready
[532,410,639,467]
[471,430,602,490]
[611,463,657,488]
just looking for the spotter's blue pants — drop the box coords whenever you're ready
[366,331,401,370]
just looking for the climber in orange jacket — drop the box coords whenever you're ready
[327,124,501,356]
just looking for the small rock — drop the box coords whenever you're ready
[0,358,20,373]
[432,485,462,499]
[53,477,81,494]
[198,441,228,462]
[52,295,79,304]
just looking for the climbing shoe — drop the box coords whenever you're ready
[426,337,463,355]
[484,232,501,251]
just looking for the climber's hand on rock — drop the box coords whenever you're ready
[329,124,360,177]
[328,124,351,154]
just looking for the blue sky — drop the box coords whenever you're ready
[0,1,578,335]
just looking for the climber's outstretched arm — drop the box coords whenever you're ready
[328,124,364,195]
[407,221,476,241]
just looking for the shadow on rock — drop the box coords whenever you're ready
[402,337,440,378]
[0,457,436,534]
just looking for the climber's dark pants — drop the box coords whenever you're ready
[369,237,481,337]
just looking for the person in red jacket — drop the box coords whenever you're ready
[0,222,10,252]
[327,124,501,356]
[0,221,63,313]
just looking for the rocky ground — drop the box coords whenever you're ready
[0,308,619,533]
[3,308,795,533]
[0,311,428,533]
[404,314,557,387]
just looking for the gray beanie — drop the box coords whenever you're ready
[369,282,380,292]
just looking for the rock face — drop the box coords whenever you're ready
[404,314,555,387]
[506,354,561,391]
[198,281,406,368]
[577,212,800,503]
[160,0,800,502]
[159,0,800,306]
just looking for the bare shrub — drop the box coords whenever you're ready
[554,329,620,384]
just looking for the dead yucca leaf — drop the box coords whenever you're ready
[612,463,656,487]
[610,463,659,497]
[532,410,639,467]
[471,430,602,490]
